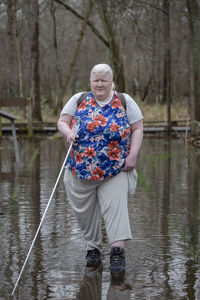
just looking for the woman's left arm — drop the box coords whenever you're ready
[124,119,143,171]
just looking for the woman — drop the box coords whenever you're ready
[57,63,143,273]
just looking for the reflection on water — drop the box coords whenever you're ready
[0,136,200,299]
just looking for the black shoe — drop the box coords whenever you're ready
[86,248,101,267]
[110,246,125,273]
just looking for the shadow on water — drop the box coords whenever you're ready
[0,136,200,299]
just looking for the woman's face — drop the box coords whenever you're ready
[90,71,113,101]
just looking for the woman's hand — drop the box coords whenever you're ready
[57,114,76,144]
[123,120,143,172]
[66,129,76,144]
[123,154,137,171]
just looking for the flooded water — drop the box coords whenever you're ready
[0,135,200,300]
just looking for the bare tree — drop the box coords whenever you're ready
[30,0,42,121]
[54,0,109,47]
[54,0,93,114]
[13,0,24,98]
[50,0,62,89]
[6,0,15,97]
[162,0,171,131]
[97,0,126,91]
[54,0,127,91]
[186,0,200,122]
[1,0,200,123]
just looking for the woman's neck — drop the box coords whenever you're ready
[94,91,114,102]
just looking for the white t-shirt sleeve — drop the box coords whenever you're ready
[60,92,85,116]
[60,91,143,125]
[124,93,143,124]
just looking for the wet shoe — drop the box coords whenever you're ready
[86,248,101,267]
[110,246,125,273]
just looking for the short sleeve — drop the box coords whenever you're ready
[124,93,143,124]
[60,92,85,116]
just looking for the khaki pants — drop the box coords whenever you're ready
[63,168,132,251]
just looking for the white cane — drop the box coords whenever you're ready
[11,123,80,296]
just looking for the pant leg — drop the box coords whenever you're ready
[63,168,102,251]
[97,171,132,244]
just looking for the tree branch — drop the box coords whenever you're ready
[54,0,94,114]
[134,0,168,15]
[53,0,109,47]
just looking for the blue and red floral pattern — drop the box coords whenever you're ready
[66,92,131,180]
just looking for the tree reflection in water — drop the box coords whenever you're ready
[0,137,199,299]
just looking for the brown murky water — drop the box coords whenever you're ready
[0,136,200,300]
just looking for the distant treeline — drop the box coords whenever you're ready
[1,0,200,122]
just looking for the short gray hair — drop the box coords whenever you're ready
[90,63,113,81]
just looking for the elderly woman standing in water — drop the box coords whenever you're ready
[57,63,143,273]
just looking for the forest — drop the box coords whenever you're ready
[1,0,200,125]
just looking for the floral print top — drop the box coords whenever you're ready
[66,92,131,181]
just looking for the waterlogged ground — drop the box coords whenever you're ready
[0,136,200,300]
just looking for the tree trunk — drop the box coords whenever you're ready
[162,0,171,133]
[13,0,24,98]
[30,0,42,122]
[186,0,200,122]
[50,0,62,89]
[149,7,157,103]
[98,0,126,91]
[187,36,195,121]
[6,0,15,98]
[54,0,93,115]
